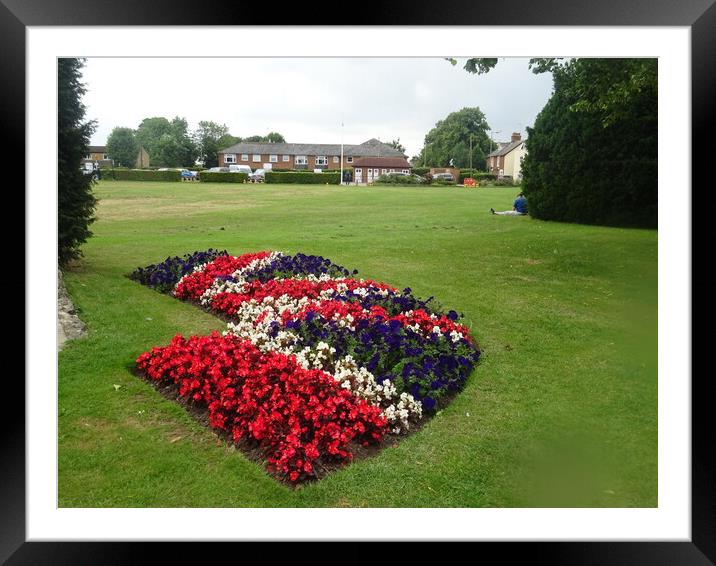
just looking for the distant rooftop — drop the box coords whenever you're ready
[219,138,405,158]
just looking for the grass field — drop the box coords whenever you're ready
[58,181,657,507]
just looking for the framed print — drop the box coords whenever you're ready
[8,0,709,562]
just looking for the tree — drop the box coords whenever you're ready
[415,107,491,168]
[243,133,286,143]
[136,116,196,166]
[58,58,97,265]
[389,138,406,154]
[135,116,172,158]
[453,57,657,227]
[106,126,139,167]
[265,131,285,143]
[194,121,230,168]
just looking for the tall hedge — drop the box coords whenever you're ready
[522,59,657,228]
[198,172,248,183]
[104,169,182,181]
[264,171,340,184]
[58,58,97,265]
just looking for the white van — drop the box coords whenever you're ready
[229,164,252,175]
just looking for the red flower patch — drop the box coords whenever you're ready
[136,332,388,483]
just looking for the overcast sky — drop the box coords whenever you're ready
[83,57,554,158]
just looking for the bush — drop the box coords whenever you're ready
[374,174,422,185]
[199,171,249,183]
[431,179,457,186]
[412,167,430,177]
[264,171,340,185]
[454,169,495,183]
[105,169,182,181]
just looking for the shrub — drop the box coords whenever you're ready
[264,171,340,185]
[431,179,457,186]
[199,172,249,183]
[412,167,430,177]
[106,169,182,182]
[374,174,422,185]
[454,169,495,183]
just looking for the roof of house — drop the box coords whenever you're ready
[88,145,107,153]
[352,156,413,168]
[486,139,525,158]
[219,138,405,158]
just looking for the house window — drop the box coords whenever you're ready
[84,154,91,160]
[355,168,362,174]
[315,156,327,166]
[225,154,236,164]
[253,154,261,162]
[282,155,290,162]
[333,156,339,163]
[295,155,307,165]
[381,169,387,174]
[402,169,410,174]
[346,156,353,163]
[241,154,249,161]
[269,155,278,163]
[103,153,108,159]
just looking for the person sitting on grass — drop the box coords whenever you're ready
[491,192,528,216]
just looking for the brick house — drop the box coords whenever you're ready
[353,157,413,183]
[486,132,527,179]
[83,145,114,168]
[218,138,405,172]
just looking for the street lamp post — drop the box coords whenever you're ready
[340,121,344,185]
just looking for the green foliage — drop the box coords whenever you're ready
[198,172,248,183]
[449,57,499,75]
[105,169,182,182]
[217,133,241,150]
[374,174,422,185]
[242,132,286,144]
[431,179,457,186]
[412,167,430,177]
[454,169,495,183]
[265,132,286,143]
[264,171,340,184]
[194,121,230,169]
[522,59,657,227]
[136,116,196,167]
[58,57,97,265]
[106,127,139,168]
[415,107,492,169]
[389,138,406,153]
[456,57,657,226]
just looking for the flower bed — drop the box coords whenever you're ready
[132,250,481,484]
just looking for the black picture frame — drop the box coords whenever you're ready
[9,0,707,563]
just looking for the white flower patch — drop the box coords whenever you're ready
[290,346,422,434]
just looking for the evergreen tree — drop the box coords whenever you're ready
[58,58,97,265]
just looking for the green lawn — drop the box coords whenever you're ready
[58,181,657,507]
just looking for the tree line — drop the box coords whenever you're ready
[106,119,286,168]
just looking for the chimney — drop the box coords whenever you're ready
[511,132,521,142]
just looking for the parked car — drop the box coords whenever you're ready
[180,169,198,180]
[80,162,100,180]
[432,173,455,182]
[248,168,266,183]
[206,167,230,173]
[229,164,253,175]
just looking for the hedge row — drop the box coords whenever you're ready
[455,169,496,183]
[104,169,181,181]
[198,172,249,183]
[264,171,340,184]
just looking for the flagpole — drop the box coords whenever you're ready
[340,120,344,186]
